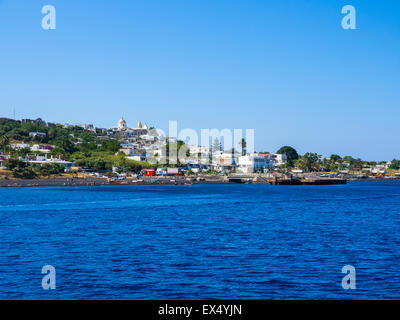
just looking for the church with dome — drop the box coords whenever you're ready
[109,117,149,136]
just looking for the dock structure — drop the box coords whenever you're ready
[299,178,347,185]
[230,175,347,185]
[228,176,251,183]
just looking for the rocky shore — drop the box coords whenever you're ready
[1,173,399,188]
[0,176,229,188]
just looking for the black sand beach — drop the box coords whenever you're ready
[0,176,229,188]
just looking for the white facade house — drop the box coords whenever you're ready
[188,145,211,163]
[10,143,30,150]
[125,148,147,162]
[271,153,287,167]
[25,156,74,171]
[31,144,55,153]
[79,124,95,132]
[139,134,156,142]
[376,164,389,170]
[189,145,211,155]
[238,154,268,173]
[213,152,236,166]
[292,169,304,173]
[257,153,275,169]
[29,132,46,137]
[149,147,167,161]
[371,168,387,174]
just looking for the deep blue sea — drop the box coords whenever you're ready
[0,181,400,300]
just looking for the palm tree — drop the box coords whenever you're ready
[296,153,320,172]
[239,138,246,156]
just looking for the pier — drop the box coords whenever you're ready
[230,174,347,185]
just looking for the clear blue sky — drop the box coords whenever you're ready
[0,0,399,160]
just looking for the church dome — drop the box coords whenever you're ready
[118,117,127,129]
[137,120,143,129]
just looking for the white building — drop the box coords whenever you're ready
[257,153,275,168]
[79,124,95,132]
[10,143,30,150]
[292,169,304,174]
[109,118,148,136]
[213,151,236,166]
[376,163,389,170]
[29,132,46,138]
[25,155,74,172]
[188,145,211,162]
[139,134,156,142]
[126,148,147,162]
[31,144,55,153]
[189,145,211,155]
[271,153,287,167]
[238,154,268,173]
[372,168,387,174]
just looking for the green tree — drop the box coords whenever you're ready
[55,137,76,154]
[12,167,36,179]
[343,156,355,164]
[389,159,400,170]
[350,158,363,170]
[0,136,10,149]
[125,160,143,173]
[3,159,37,179]
[3,158,26,170]
[36,163,64,177]
[100,140,121,153]
[212,138,222,153]
[14,148,31,157]
[295,153,320,172]
[36,164,51,178]
[50,147,66,158]
[329,154,342,163]
[276,146,299,165]
[93,159,107,171]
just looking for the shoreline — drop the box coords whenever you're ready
[0,176,399,188]
[0,177,230,188]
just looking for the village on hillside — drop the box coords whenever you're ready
[0,117,399,181]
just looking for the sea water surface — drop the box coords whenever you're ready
[0,181,399,299]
